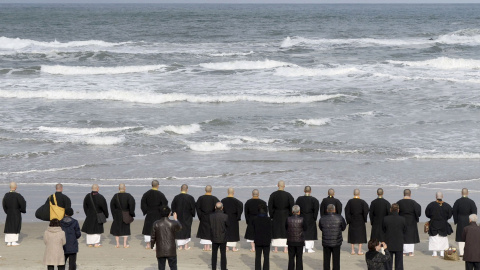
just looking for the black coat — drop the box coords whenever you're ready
[369,197,391,241]
[244,198,267,240]
[365,250,391,270]
[286,215,307,246]
[221,197,243,242]
[252,213,272,246]
[268,190,294,239]
[397,198,421,244]
[110,192,135,236]
[81,192,109,234]
[453,197,477,242]
[320,196,342,217]
[141,189,168,235]
[151,217,182,258]
[319,213,346,247]
[382,212,406,252]
[345,198,369,244]
[2,192,26,234]
[171,193,196,240]
[196,194,219,239]
[210,209,229,244]
[463,222,480,263]
[425,201,453,237]
[61,216,81,254]
[295,195,319,240]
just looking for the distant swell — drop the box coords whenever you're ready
[275,66,360,77]
[414,153,480,159]
[140,124,201,135]
[280,36,430,48]
[0,36,126,50]
[388,57,480,70]
[200,60,295,70]
[41,65,166,75]
[0,164,87,175]
[39,126,136,135]
[0,90,346,104]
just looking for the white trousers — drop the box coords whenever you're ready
[429,235,449,251]
[176,238,191,246]
[200,239,212,245]
[271,239,287,247]
[458,242,465,256]
[5,234,19,243]
[227,242,237,248]
[86,234,101,245]
[305,240,314,250]
[403,244,415,253]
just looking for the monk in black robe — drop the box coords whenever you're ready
[141,180,168,249]
[295,185,319,253]
[81,184,109,247]
[2,182,26,246]
[110,183,135,248]
[453,188,477,256]
[196,185,219,251]
[171,184,196,250]
[45,183,71,218]
[345,188,369,255]
[320,189,342,217]
[369,188,391,242]
[268,180,294,253]
[396,188,421,256]
[425,191,453,257]
[221,187,244,251]
[244,189,267,252]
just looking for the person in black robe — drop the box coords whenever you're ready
[81,184,109,247]
[110,183,135,248]
[244,189,267,252]
[268,180,294,253]
[453,188,477,256]
[171,184,196,250]
[345,189,369,255]
[383,203,406,270]
[45,183,72,219]
[396,189,421,256]
[295,185,319,253]
[196,185,219,251]
[221,187,243,251]
[2,182,26,246]
[369,188,391,242]
[425,191,453,257]
[320,189,342,217]
[141,180,168,249]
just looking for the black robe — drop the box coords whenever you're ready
[295,195,319,240]
[110,192,135,236]
[221,197,244,242]
[2,192,26,234]
[345,198,369,244]
[268,190,294,239]
[319,196,342,217]
[46,192,71,209]
[141,189,168,235]
[244,198,267,240]
[171,193,196,240]
[369,197,391,241]
[397,198,421,244]
[382,212,406,252]
[453,196,477,242]
[196,194,219,239]
[81,192,109,234]
[425,201,453,237]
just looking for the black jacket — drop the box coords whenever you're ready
[286,215,307,246]
[382,212,406,252]
[209,209,229,243]
[365,249,391,270]
[252,213,272,246]
[319,213,347,247]
[151,217,182,258]
[61,216,81,254]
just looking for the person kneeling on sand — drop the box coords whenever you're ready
[365,239,390,270]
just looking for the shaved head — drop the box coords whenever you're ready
[354,189,360,196]
[56,183,63,191]
[278,180,285,189]
[304,186,311,193]
[205,185,212,193]
[92,184,99,191]
[404,189,411,197]
[119,183,126,191]
[151,180,159,188]
[462,188,468,196]
[328,188,335,196]
[377,188,384,196]
[228,187,234,195]
[9,182,17,190]
[252,189,259,197]
[181,184,188,192]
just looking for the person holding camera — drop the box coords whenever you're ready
[383,203,406,270]
[365,239,391,270]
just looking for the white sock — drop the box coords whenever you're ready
[433,251,437,256]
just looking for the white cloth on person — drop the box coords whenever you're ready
[429,235,448,251]
[176,238,191,246]
[403,244,414,253]
[86,234,101,245]
[200,239,212,245]
[227,242,237,248]
[457,241,465,256]
[271,238,287,247]
[5,234,19,243]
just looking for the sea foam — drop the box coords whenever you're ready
[41,65,166,75]
[280,36,429,48]
[140,124,201,135]
[388,57,480,70]
[297,118,331,126]
[0,36,125,50]
[39,126,136,135]
[188,142,232,152]
[200,60,295,70]
[275,66,360,77]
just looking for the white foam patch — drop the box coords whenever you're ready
[219,135,278,144]
[188,142,232,152]
[41,64,166,75]
[437,29,480,45]
[0,164,87,175]
[274,66,360,77]
[200,60,296,70]
[239,146,300,152]
[140,124,201,135]
[0,36,126,50]
[298,118,331,126]
[0,90,345,104]
[388,57,480,70]
[280,36,430,48]
[208,51,254,57]
[413,153,480,159]
[39,126,136,135]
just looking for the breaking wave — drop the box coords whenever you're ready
[39,126,136,135]
[200,60,296,70]
[0,36,126,50]
[388,57,480,70]
[41,64,166,75]
[140,124,201,135]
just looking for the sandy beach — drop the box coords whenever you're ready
[0,219,464,270]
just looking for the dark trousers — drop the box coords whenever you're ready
[212,242,227,270]
[255,244,270,270]
[323,246,341,270]
[47,266,65,270]
[287,245,303,270]
[466,262,480,270]
[65,253,77,270]
[387,250,403,270]
[157,256,177,270]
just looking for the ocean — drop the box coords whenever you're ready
[1,3,480,197]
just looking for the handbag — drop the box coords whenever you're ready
[49,194,65,220]
[35,201,50,221]
[90,194,107,224]
[424,221,430,233]
[444,246,459,261]
[117,194,134,224]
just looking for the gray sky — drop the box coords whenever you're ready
[2,0,480,3]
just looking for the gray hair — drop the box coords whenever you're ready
[292,205,300,214]
[470,214,478,223]
[327,204,336,212]
[215,202,223,210]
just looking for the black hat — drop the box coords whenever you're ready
[65,208,74,216]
